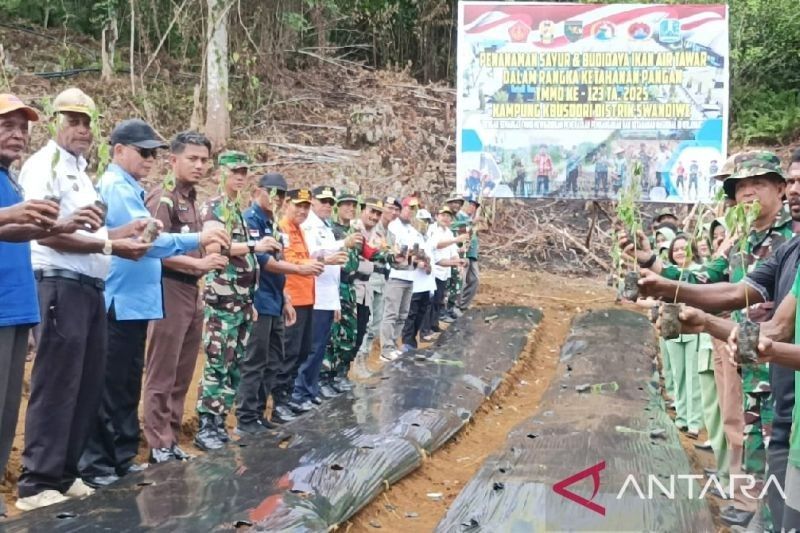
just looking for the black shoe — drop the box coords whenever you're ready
[287,400,314,413]
[149,447,176,464]
[258,416,277,429]
[310,396,324,405]
[319,384,340,399]
[83,474,120,488]
[0,497,6,517]
[235,420,271,437]
[195,414,224,451]
[271,405,297,423]
[214,415,230,443]
[720,506,754,527]
[171,444,195,461]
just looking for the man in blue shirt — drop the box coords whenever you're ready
[0,93,103,517]
[237,173,323,430]
[79,119,229,488]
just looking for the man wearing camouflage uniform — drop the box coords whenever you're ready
[320,191,361,397]
[194,152,278,451]
[443,194,466,322]
[636,151,793,529]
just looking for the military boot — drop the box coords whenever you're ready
[194,414,224,451]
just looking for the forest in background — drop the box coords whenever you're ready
[0,0,798,147]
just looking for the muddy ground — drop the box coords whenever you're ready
[1,269,722,531]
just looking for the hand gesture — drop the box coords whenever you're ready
[345,233,364,249]
[199,253,229,272]
[4,199,60,228]
[323,251,349,266]
[637,268,672,299]
[676,305,707,334]
[255,236,281,254]
[200,227,231,249]
[54,204,105,234]
[298,261,325,276]
[620,229,652,263]
[456,233,470,244]
[110,239,153,260]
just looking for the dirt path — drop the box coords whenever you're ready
[345,270,617,532]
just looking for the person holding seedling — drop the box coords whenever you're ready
[635,151,795,529]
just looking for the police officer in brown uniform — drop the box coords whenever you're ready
[143,132,229,463]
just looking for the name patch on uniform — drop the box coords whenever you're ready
[249,229,261,239]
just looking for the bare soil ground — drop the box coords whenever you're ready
[1,270,724,531]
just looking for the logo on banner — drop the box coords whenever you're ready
[539,20,555,44]
[591,21,616,41]
[658,19,682,43]
[628,22,652,41]
[508,20,531,43]
[564,20,584,42]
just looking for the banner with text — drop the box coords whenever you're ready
[457,2,729,202]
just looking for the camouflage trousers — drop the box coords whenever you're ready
[197,301,254,416]
[323,282,357,379]
[743,389,774,530]
[446,267,462,310]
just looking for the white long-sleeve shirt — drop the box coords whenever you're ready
[428,223,459,281]
[301,210,342,311]
[387,218,425,282]
[19,140,110,279]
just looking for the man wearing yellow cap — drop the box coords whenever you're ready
[16,88,153,511]
[0,92,106,515]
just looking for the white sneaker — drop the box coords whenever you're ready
[16,490,69,511]
[65,478,95,498]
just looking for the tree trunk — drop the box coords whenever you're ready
[205,0,230,151]
[101,14,118,81]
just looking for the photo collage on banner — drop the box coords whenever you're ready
[457,2,729,203]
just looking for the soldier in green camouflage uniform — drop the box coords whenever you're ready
[652,151,791,529]
[444,219,469,322]
[320,191,361,397]
[195,152,258,451]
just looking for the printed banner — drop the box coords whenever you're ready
[456,2,729,202]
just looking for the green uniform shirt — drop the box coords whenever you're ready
[456,211,478,259]
[790,270,800,467]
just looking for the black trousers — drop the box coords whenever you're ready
[236,314,285,424]
[273,306,312,405]
[421,278,447,335]
[355,303,371,354]
[18,279,107,496]
[79,304,148,477]
[401,292,431,348]
[0,325,29,498]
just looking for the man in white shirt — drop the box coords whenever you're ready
[380,196,426,361]
[16,88,152,511]
[420,206,468,340]
[290,186,353,411]
[400,212,435,350]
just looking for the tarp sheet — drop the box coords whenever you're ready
[436,308,715,532]
[4,306,541,532]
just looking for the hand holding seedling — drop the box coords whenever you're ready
[323,251,349,266]
[636,268,674,299]
[198,253,229,272]
[345,233,364,249]
[5,199,60,228]
[200,227,231,250]
[620,229,652,264]
[297,261,325,276]
[255,236,281,254]
[53,204,104,234]
[110,239,153,261]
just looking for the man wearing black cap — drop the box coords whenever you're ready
[236,174,324,433]
[79,119,230,486]
[141,131,228,463]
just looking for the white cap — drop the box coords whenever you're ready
[416,209,433,222]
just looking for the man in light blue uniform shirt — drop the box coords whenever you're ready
[79,119,229,488]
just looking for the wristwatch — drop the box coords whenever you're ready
[248,242,256,254]
[102,240,113,255]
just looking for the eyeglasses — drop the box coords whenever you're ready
[319,198,335,206]
[130,146,158,159]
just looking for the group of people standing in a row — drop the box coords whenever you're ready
[619,148,800,531]
[0,88,481,515]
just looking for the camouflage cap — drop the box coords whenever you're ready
[723,150,786,199]
[446,193,465,205]
[336,190,358,204]
[712,154,736,182]
[218,150,251,169]
[654,207,677,223]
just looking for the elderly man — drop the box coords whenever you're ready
[79,119,229,488]
[15,89,154,511]
[142,131,227,463]
[0,93,101,516]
